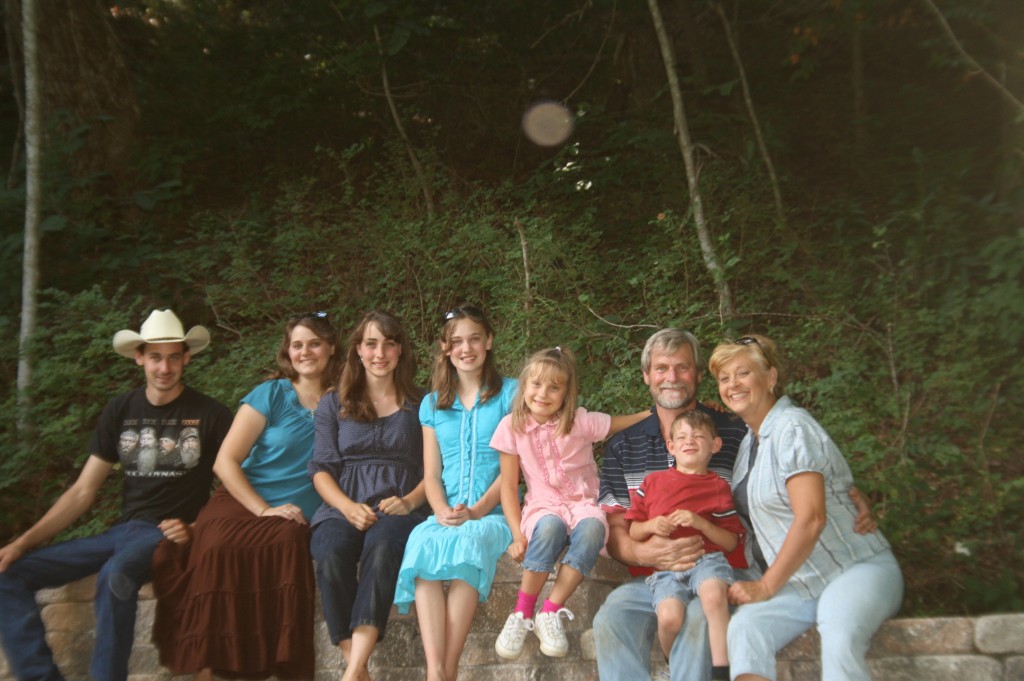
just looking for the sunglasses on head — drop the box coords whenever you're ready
[290,311,329,323]
[442,305,484,324]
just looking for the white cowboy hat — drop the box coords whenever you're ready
[112,309,211,358]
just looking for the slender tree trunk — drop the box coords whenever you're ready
[647,0,734,319]
[374,24,436,220]
[17,0,40,434]
[712,2,786,227]
[920,0,1024,116]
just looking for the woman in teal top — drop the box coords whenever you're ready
[394,304,515,681]
[240,377,323,518]
[152,312,342,680]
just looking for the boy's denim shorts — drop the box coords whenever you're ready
[645,551,734,609]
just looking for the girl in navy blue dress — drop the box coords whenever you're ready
[309,311,428,681]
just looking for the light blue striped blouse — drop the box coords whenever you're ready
[732,395,891,600]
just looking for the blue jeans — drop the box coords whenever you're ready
[521,515,605,576]
[594,575,716,681]
[729,549,903,681]
[310,514,422,645]
[0,520,165,681]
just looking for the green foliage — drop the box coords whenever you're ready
[0,0,1020,617]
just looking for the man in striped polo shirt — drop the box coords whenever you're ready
[595,328,743,681]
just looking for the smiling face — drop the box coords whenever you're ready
[357,321,402,380]
[643,344,701,411]
[135,342,189,402]
[716,350,778,431]
[288,323,334,381]
[444,318,492,375]
[666,419,722,475]
[523,367,568,424]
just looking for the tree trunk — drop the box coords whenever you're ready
[35,0,139,186]
[647,0,735,319]
[713,2,786,227]
[374,24,436,221]
[17,0,40,436]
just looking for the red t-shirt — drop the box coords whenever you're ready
[625,468,747,576]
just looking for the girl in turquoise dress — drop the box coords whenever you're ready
[393,304,516,681]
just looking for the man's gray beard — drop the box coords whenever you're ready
[654,390,696,410]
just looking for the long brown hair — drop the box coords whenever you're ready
[430,303,502,410]
[338,310,421,421]
[270,313,342,394]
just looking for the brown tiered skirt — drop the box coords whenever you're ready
[152,488,315,679]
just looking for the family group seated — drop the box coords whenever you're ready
[0,305,902,681]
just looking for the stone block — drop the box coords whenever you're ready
[127,643,164,675]
[134,600,156,639]
[45,630,93,674]
[868,617,975,655]
[37,577,98,605]
[784,659,821,680]
[579,628,595,661]
[976,614,1024,654]
[41,602,95,633]
[778,628,819,660]
[869,655,1002,680]
[1005,655,1024,681]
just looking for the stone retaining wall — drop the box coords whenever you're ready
[1,555,1021,681]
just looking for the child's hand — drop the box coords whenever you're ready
[438,503,472,526]
[650,515,677,537]
[507,535,528,562]
[668,509,705,531]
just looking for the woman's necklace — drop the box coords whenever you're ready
[294,382,322,415]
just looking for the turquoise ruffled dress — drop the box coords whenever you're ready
[393,377,517,612]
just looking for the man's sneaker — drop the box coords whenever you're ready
[495,612,534,660]
[533,607,574,657]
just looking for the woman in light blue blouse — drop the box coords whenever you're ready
[309,310,428,681]
[709,335,902,681]
[393,304,516,681]
[153,312,342,680]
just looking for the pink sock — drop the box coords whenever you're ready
[515,591,539,617]
[540,598,562,614]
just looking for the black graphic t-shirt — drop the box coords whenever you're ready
[89,385,233,524]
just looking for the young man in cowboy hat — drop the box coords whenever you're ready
[0,309,233,681]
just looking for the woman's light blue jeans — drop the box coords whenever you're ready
[728,549,903,680]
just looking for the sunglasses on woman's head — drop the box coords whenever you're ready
[442,305,483,324]
[290,311,329,322]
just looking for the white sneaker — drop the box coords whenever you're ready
[495,611,534,660]
[533,607,574,657]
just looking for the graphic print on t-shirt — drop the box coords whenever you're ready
[117,417,203,477]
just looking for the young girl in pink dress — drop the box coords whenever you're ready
[490,347,647,660]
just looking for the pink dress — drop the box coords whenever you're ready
[490,407,611,541]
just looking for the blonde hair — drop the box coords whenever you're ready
[708,334,785,398]
[510,347,579,438]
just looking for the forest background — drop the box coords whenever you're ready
[0,0,1020,618]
